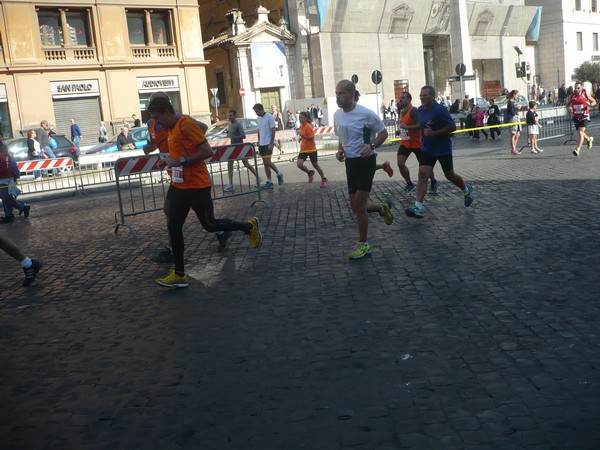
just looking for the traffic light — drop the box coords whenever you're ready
[525,62,531,81]
[515,62,524,78]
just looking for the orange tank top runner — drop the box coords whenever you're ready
[167,116,211,189]
[398,106,421,149]
[299,122,317,152]
[570,91,590,118]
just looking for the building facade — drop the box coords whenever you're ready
[200,0,540,120]
[0,0,210,141]
[526,0,600,90]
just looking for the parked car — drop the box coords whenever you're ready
[205,118,259,141]
[85,127,149,154]
[493,94,528,111]
[475,97,490,111]
[5,134,77,162]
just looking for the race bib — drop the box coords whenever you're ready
[399,128,410,140]
[573,104,584,114]
[171,166,184,183]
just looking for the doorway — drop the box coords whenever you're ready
[260,88,281,112]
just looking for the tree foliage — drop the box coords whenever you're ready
[573,61,600,85]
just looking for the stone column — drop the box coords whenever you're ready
[449,0,477,101]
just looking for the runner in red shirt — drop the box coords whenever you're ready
[567,81,596,156]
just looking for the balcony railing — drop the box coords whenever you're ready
[132,46,177,59]
[43,47,97,62]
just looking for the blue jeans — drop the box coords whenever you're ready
[73,136,81,156]
[44,146,58,175]
[0,179,25,218]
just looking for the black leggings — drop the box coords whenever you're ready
[168,186,250,272]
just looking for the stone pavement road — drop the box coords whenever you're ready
[1,132,600,449]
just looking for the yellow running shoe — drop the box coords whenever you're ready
[348,241,371,260]
[155,269,188,288]
[381,200,394,225]
[588,136,594,149]
[247,217,263,248]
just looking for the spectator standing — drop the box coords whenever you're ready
[381,102,388,120]
[526,101,543,154]
[27,130,43,180]
[558,84,567,105]
[595,83,600,112]
[317,106,324,126]
[286,110,297,129]
[472,107,488,140]
[487,99,502,140]
[35,120,58,175]
[507,90,522,155]
[461,95,470,112]
[70,118,82,157]
[132,114,141,128]
[35,121,56,159]
[389,99,397,120]
[449,99,460,114]
[271,104,284,154]
[310,104,318,122]
[98,121,108,143]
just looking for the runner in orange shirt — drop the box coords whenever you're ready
[296,111,328,188]
[396,91,437,195]
[147,96,262,288]
[143,92,230,261]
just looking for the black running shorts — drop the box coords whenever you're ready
[345,155,376,194]
[417,152,454,172]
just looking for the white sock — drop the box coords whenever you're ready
[415,201,423,209]
[20,257,32,268]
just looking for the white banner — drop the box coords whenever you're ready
[250,43,287,88]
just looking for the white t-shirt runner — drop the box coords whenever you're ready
[257,113,276,146]
[334,104,385,158]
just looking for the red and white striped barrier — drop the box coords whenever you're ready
[115,155,161,176]
[313,126,335,135]
[18,157,74,172]
[209,143,254,163]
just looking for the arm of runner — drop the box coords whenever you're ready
[336,141,345,162]
[361,128,388,158]
[424,123,456,137]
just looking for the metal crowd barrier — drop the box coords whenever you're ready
[114,143,264,238]
[113,154,167,238]
[16,157,79,196]
[206,142,263,204]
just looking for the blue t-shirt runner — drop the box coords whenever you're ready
[404,86,474,220]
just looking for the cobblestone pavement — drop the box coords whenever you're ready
[1,132,600,449]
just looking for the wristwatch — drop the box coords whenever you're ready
[370,143,376,150]
[179,157,187,165]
